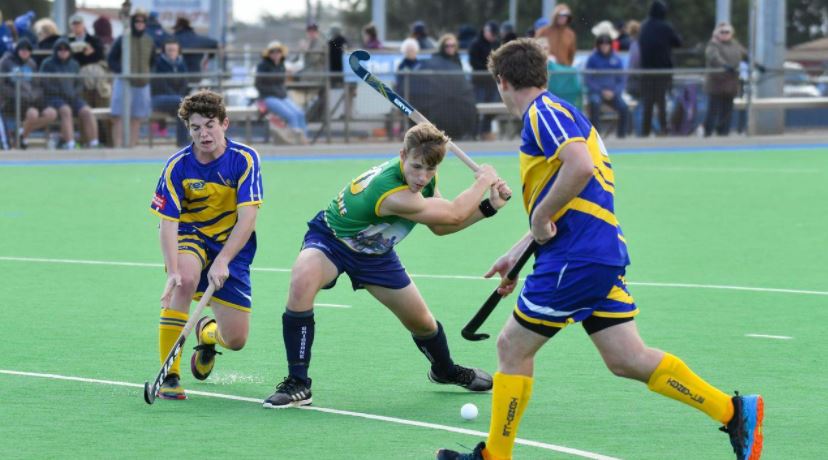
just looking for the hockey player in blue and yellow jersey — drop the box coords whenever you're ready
[149,90,263,400]
[437,39,763,460]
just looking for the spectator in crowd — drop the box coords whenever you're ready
[625,20,642,99]
[537,37,582,110]
[301,22,326,76]
[108,9,155,148]
[93,15,114,51]
[14,11,38,45]
[40,38,98,149]
[328,24,348,87]
[0,38,54,149]
[585,34,629,138]
[469,20,501,140]
[395,38,420,96]
[362,23,382,49]
[703,21,746,137]
[457,25,477,49]
[500,21,517,44]
[0,11,15,57]
[535,3,576,66]
[255,41,308,145]
[591,20,620,51]
[146,11,171,48]
[616,20,632,51]
[411,20,435,50]
[526,17,548,39]
[433,33,462,67]
[34,18,61,67]
[151,38,190,146]
[173,17,218,74]
[68,14,104,67]
[639,0,682,136]
[68,12,111,121]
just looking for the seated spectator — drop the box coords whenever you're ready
[68,14,110,109]
[151,38,190,147]
[395,38,420,96]
[410,21,435,50]
[255,41,308,145]
[34,18,61,67]
[585,34,629,138]
[173,17,218,75]
[40,38,98,148]
[362,23,382,49]
[108,9,155,148]
[0,38,54,149]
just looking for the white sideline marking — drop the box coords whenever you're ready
[2,255,827,297]
[745,334,793,340]
[0,369,618,460]
[315,303,352,308]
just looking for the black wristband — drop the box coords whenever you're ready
[479,198,497,218]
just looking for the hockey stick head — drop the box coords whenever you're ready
[348,49,415,117]
[143,381,156,404]
[348,49,372,79]
[461,330,491,341]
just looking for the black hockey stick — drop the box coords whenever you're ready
[143,283,215,404]
[461,241,538,341]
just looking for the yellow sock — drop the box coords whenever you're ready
[159,308,188,376]
[199,320,228,348]
[647,353,734,424]
[485,372,533,460]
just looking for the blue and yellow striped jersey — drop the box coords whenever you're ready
[150,139,264,243]
[520,91,629,267]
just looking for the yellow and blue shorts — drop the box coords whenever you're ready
[177,230,256,312]
[515,260,638,337]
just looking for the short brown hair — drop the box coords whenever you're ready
[178,90,227,124]
[487,38,548,90]
[403,124,448,167]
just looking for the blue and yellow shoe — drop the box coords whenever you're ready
[157,373,187,400]
[190,317,221,381]
[436,441,486,460]
[720,393,764,460]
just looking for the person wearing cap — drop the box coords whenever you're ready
[40,38,99,149]
[703,22,746,137]
[535,3,577,66]
[410,21,435,50]
[14,11,38,46]
[591,20,620,52]
[255,41,308,145]
[469,20,501,141]
[68,14,104,67]
[585,34,629,138]
[107,9,156,148]
[0,38,55,149]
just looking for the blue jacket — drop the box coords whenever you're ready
[584,50,625,96]
[151,53,189,96]
[173,28,218,73]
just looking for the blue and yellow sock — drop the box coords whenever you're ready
[159,308,188,376]
[647,352,734,424]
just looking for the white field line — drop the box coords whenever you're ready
[0,369,619,460]
[617,166,820,174]
[745,334,794,340]
[314,303,352,308]
[2,255,827,297]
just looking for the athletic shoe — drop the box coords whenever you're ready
[436,441,486,460]
[190,317,221,380]
[428,365,493,392]
[720,392,764,460]
[262,376,313,409]
[157,373,187,400]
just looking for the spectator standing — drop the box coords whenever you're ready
[703,22,746,137]
[146,11,171,48]
[395,38,420,97]
[362,23,382,49]
[0,38,54,149]
[151,38,190,146]
[173,17,218,74]
[411,21,435,50]
[14,11,38,46]
[108,9,155,148]
[328,24,348,87]
[40,38,98,149]
[34,18,61,67]
[500,21,517,44]
[535,3,576,66]
[638,0,682,136]
[469,21,501,140]
[625,20,642,100]
[255,41,308,145]
[585,34,629,138]
[93,15,114,52]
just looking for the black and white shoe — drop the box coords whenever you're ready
[428,365,493,392]
[262,376,313,409]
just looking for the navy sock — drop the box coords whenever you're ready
[283,310,315,383]
[412,321,455,377]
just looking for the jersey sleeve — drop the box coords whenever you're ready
[527,101,585,162]
[236,148,264,207]
[149,158,185,221]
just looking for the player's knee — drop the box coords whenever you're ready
[604,354,637,378]
[496,331,516,361]
[178,274,199,293]
[222,335,246,351]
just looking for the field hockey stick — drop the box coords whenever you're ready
[143,283,215,404]
[461,241,538,341]
[348,50,510,201]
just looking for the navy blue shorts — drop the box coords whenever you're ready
[302,211,411,291]
[44,97,87,115]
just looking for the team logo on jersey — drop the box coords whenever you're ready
[189,180,206,191]
[152,193,166,209]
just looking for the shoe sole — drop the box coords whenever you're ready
[744,395,764,460]
[157,391,187,400]
[262,398,312,409]
[428,371,493,392]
